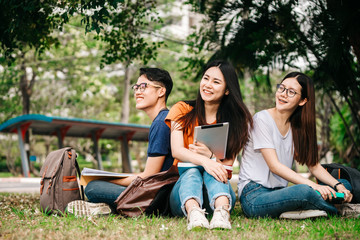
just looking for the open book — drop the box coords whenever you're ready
[80,167,133,186]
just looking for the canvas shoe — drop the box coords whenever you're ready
[209,205,231,229]
[187,206,210,230]
[279,210,328,219]
[66,200,111,217]
[335,203,360,218]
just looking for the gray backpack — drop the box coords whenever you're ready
[40,147,84,214]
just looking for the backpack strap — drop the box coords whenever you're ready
[40,166,48,195]
[75,159,85,200]
[332,168,341,179]
[46,165,59,194]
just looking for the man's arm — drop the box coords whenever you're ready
[109,155,165,186]
[110,109,170,186]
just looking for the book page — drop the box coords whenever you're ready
[80,168,134,186]
[81,167,133,177]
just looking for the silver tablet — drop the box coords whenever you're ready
[194,122,229,160]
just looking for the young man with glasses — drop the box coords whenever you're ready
[67,68,174,216]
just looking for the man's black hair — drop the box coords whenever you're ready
[139,68,173,102]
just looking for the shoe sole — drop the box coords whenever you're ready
[210,226,231,230]
[67,200,111,217]
[280,210,327,219]
[210,224,231,230]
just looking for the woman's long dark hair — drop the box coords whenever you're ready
[177,60,253,160]
[283,72,318,166]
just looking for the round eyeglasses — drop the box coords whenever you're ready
[131,83,162,93]
[276,84,300,98]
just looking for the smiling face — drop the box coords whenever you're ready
[134,75,164,111]
[199,67,229,104]
[276,77,307,113]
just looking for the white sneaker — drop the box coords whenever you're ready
[335,203,360,217]
[187,206,210,230]
[66,200,111,217]
[210,206,231,229]
[279,210,328,219]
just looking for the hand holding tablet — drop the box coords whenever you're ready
[194,122,229,160]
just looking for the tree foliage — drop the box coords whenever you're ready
[185,0,360,167]
[0,0,162,65]
[0,0,167,173]
[0,0,65,62]
[0,0,163,121]
[0,64,22,122]
[99,0,163,67]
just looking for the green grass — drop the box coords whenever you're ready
[0,172,41,178]
[0,193,359,239]
[0,172,16,177]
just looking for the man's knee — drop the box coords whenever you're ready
[84,180,102,198]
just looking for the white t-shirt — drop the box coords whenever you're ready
[238,110,294,196]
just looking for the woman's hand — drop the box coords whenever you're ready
[336,184,353,203]
[189,141,213,159]
[308,163,352,202]
[311,184,338,201]
[201,158,228,183]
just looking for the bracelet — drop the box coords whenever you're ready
[334,182,343,191]
[209,152,214,159]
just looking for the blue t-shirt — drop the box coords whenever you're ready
[147,109,174,171]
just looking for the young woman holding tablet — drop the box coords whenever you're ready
[166,60,253,229]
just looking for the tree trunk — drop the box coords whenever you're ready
[121,60,133,123]
[20,57,31,115]
[19,53,39,176]
[318,94,332,160]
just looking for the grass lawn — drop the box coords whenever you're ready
[0,193,359,239]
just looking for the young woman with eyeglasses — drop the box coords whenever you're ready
[238,72,353,219]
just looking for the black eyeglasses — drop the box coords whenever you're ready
[276,84,300,98]
[131,83,162,93]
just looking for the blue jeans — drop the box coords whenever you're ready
[85,180,127,211]
[169,166,236,217]
[240,179,352,218]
